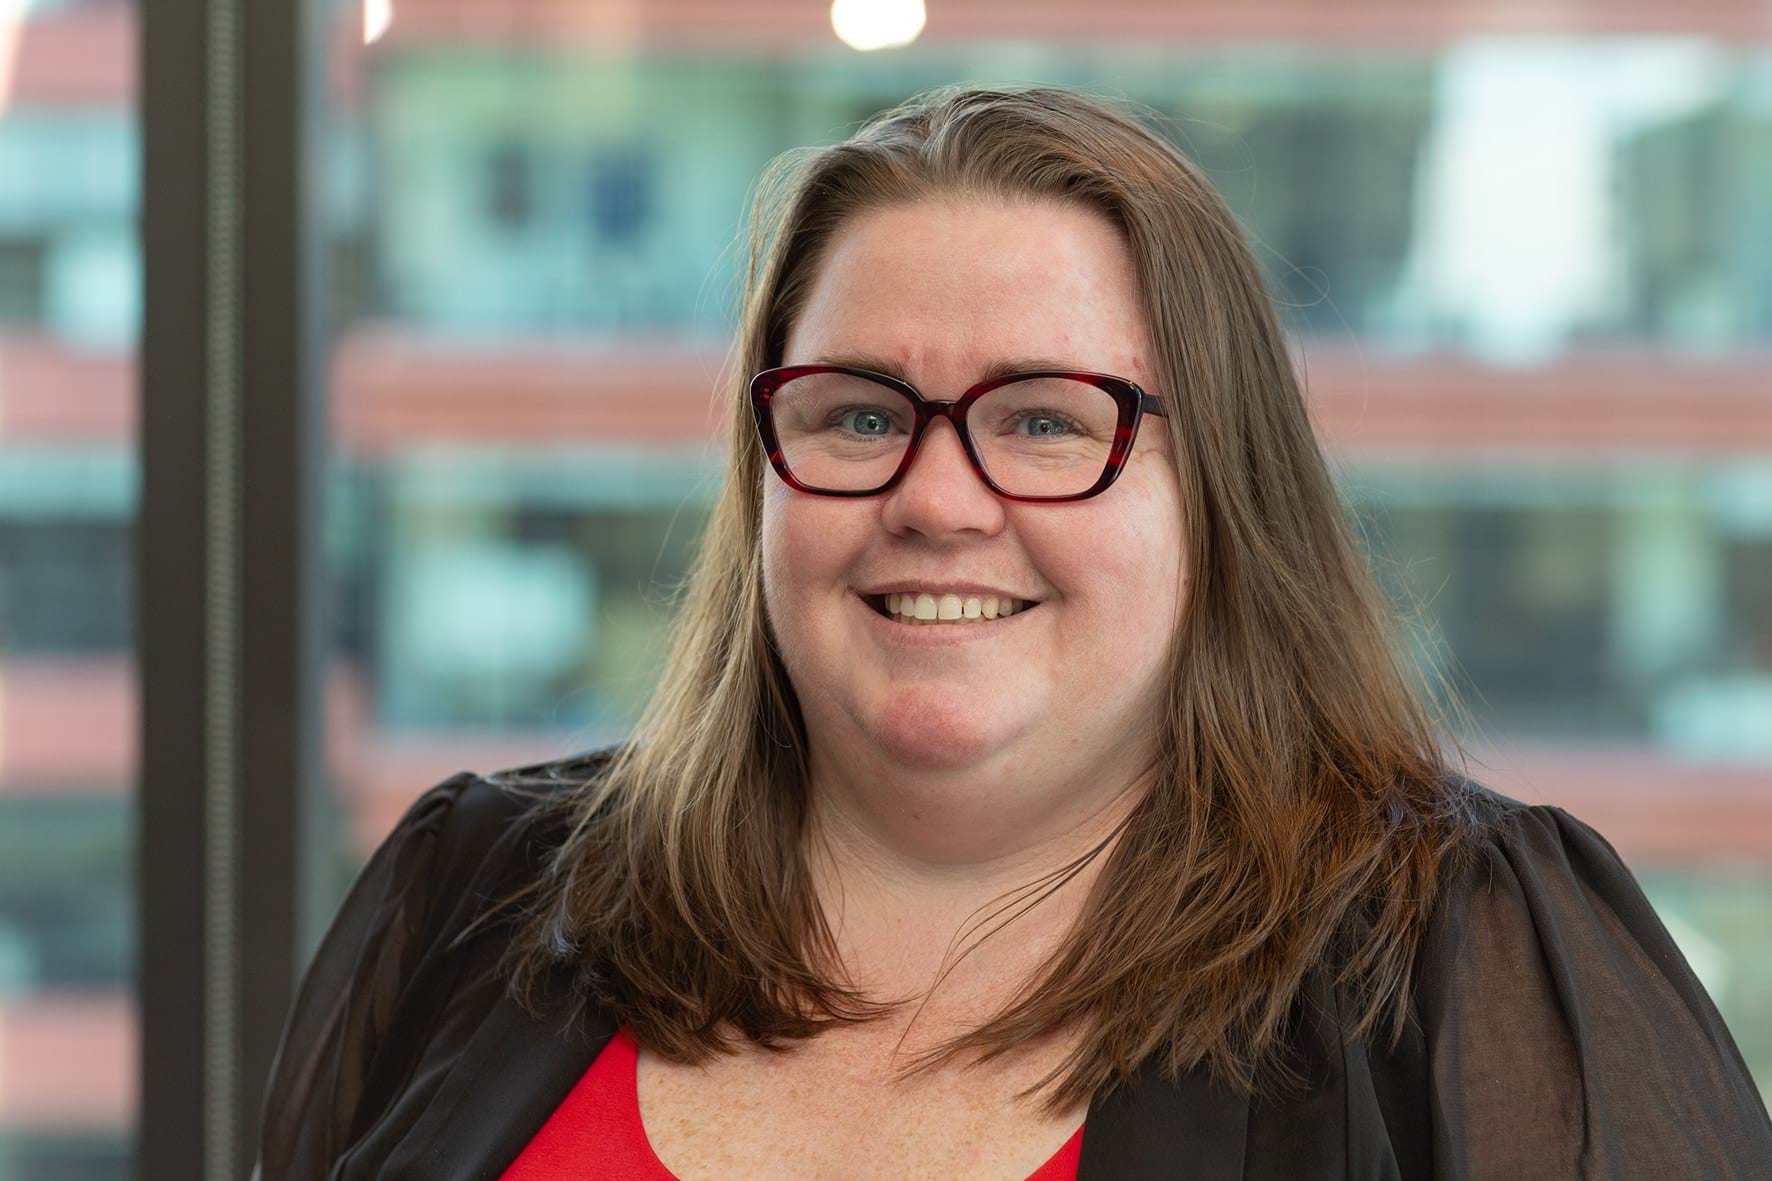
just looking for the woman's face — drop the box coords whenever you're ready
[762,197,1187,786]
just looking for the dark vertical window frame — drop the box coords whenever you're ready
[139,0,324,1177]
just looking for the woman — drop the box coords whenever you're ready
[257,85,1772,1179]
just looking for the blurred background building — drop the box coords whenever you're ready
[0,0,1769,1174]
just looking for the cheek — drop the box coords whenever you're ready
[760,488,865,628]
[759,490,810,631]
[1057,480,1186,620]
[758,486,792,585]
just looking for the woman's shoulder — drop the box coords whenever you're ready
[1435,765,1572,833]
[256,749,624,1177]
[1426,769,1655,925]
[1404,771,1772,1178]
[311,746,625,985]
[1416,768,1680,991]
[389,746,622,895]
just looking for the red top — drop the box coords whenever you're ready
[501,1026,1085,1180]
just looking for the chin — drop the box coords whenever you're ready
[865,688,1012,771]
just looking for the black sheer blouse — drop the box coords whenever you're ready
[254,754,1772,1179]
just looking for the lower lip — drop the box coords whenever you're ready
[855,593,1037,646]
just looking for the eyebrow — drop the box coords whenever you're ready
[808,351,1104,387]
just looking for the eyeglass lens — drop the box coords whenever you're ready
[768,373,1122,497]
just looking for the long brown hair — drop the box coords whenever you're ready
[500,83,1492,1113]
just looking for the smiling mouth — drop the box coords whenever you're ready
[864,592,1040,626]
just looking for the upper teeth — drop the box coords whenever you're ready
[883,592,1029,623]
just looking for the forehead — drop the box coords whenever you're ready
[783,198,1153,385]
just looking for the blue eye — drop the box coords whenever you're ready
[1015,413,1077,438]
[835,407,896,437]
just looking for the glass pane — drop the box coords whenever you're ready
[310,5,1772,1104]
[0,0,138,1176]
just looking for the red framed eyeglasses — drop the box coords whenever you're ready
[749,364,1168,503]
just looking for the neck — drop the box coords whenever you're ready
[802,750,1148,1031]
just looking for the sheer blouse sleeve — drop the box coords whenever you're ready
[255,772,484,1181]
[1414,801,1772,1180]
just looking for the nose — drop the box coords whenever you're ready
[878,416,1006,539]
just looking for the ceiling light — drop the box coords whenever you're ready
[830,0,926,52]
